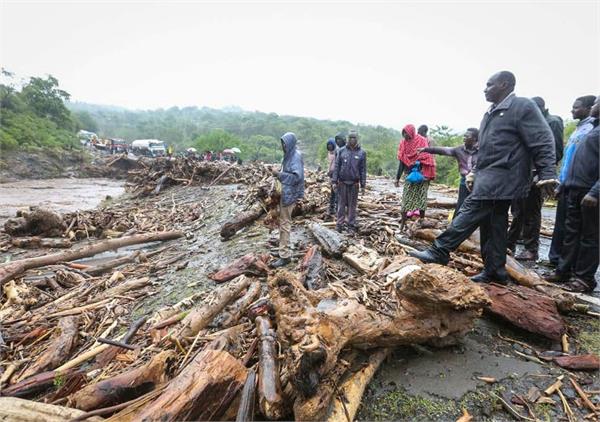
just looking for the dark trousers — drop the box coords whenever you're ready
[328,188,337,215]
[549,189,567,265]
[507,184,543,252]
[431,196,511,277]
[557,188,599,287]
[453,176,470,219]
[336,182,359,228]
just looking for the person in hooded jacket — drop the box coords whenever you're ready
[332,130,366,232]
[326,137,338,217]
[270,132,305,268]
[410,71,557,284]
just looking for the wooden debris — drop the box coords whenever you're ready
[209,253,270,283]
[10,237,72,249]
[236,368,257,422]
[554,354,600,371]
[0,397,103,422]
[299,245,326,290]
[310,223,347,257]
[256,315,286,420]
[221,202,266,239]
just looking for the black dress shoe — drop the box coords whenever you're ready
[471,272,508,285]
[270,257,291,268]
[408,249,448,265]
[546,272,569,283]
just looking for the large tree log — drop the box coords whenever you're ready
[236,369,257,422]
[70,350,176,411]
[309,223,347,258]
[299,245,326,290]
[17,316,79,382]
[10,237,72,249]
[0,397,103,422]
[132,349,248,421]
[483,284,566,341]
[326,348,391,422]
[269,260,489,420]
[209,253,270,283]
[256,316,286,420]
[176,275,251,340]
[221,202,266,239]
[0,230,183,287]
[214,281,262,328]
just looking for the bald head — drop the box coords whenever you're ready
[484,70,516,104]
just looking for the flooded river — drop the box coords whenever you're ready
[0,178,125,224]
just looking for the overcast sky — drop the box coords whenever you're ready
[1,1,598,131]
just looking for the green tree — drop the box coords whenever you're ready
[20,75,73,129]
[73,110,98,132]
[195,129,241,153]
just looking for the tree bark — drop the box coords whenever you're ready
[214,281,262,328]
[236,369,257,422]
[221,202,265,239]
[0,230,183,286]
[309,223,347,258]
[256,316,286,420]
[209,253,270,283]
[69,350,176,411]
[299,245,326,290]
[554,354,600,371]
[0,397,103,422]
[10,237,72,249]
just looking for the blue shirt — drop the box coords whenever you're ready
[559,116,595,183]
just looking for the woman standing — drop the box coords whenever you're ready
[394,124,436,227]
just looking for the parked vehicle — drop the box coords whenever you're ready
[131,139,166,157]
[77,130,97,146]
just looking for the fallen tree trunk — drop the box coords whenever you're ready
[214,281,262,328]
[0,397,103,422]
[256,316,286,420]
[554,354,600,371]
[96,277,150,300]
[221,202,266,239]
[269,259,490,420]
[0,230,184,287]
[483,284,566,341]
[299,245,326,290]
[309,223,347,258]
[85,251,141,276]
[70,350,176,411]
[176,275,251,340]
[326,348,392,422]
[17,316,79,382]
[130,349,248,421]
[209,253,270,283]
[10,237,72,249]
[0,368,80,398]
[236,369,257,422]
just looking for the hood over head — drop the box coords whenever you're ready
[403,124,417,140]
[281,132,297,157]
[327,137,336,150]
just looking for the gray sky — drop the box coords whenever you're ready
[1,1,599,131]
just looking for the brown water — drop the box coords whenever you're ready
[0,178,125,224]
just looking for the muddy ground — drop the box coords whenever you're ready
[1,174,598,421]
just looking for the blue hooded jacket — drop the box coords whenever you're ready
[279,132,305,206]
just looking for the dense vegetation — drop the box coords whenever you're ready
[0,70,94,151]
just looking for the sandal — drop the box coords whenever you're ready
[563,278,594,293]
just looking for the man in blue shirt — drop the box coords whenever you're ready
[548,95,596,266]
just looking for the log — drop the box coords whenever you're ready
[214,281,262,328]
[17,316,79,382]
[95,317,147,367]
[326,348,392,422]
[427,198,457,209]
[256,316,285,420]
[413,228,479,254]
[85,251,141,276]
[176,275,251,340]
[553,355,600,371]
[97,277,150,300]
[483,284,566,341]
[221,202,266,239]
[343,244,385,275]
[0,230,184,287]
[236,369,257,422]
[0,368,80,398]
[309,223,347,258]
[299,245,326,290]
[70,350,176,411]
[269,261,489,420]
[10,237,72,249]
[130,349,248,421]
[209,253,270,283]
[0,397,103,422]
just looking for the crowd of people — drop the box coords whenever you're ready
[267,70,598,294]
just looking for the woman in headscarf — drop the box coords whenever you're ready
[394,124,436,227]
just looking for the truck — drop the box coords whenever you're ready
[131,139,166,157]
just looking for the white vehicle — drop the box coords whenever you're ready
[131,139,166,157]
[77,130,97,145]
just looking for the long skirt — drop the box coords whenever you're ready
[401,180,430,212]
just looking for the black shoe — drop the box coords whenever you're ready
[546,272,570,284]
[270,257,291,268]
[471,272,508,285]
[409,249,448,265]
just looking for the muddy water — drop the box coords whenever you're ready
[0,178,125,224]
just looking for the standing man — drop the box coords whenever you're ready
[418,125,434,146]
[549,96,599,292]
[410,71,557,283]
[334,132,346,149]
[549,95,596,266]
[332,130,366,233]
[326,137,338,218]
[270,132,305,268]
[507,96,564,260]
[417,128,479,217]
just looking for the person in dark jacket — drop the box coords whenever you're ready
[271,132,305,268]
[548,96,599,292]
[332,130,366,232]
[410,71,557,284]
[334,132,346,149]
[418,128,478,218]
[507,96,565,261]
[549,95,596,266]
[326,137,338,217]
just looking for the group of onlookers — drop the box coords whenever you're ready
[266,70,598,293]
